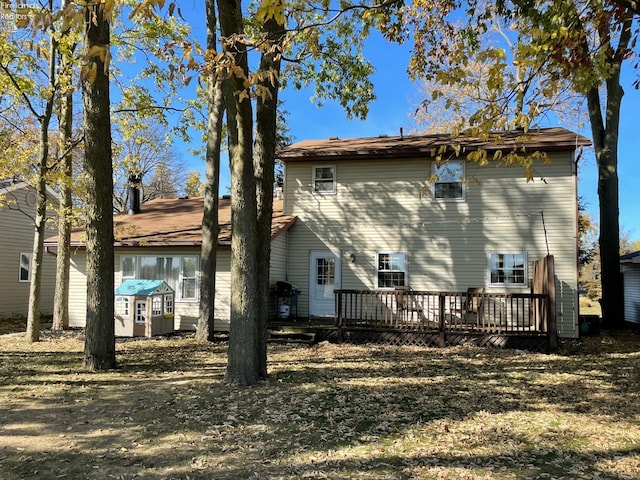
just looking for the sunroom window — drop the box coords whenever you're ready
[377,252,407,289]
[120,255,199,301]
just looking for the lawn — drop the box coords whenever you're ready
[0,323,639,480]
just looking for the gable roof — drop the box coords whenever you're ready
[45,197,295,248]
[277,127,592,162]
[115,279,173,296]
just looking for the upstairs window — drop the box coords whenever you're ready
[313,166,336,194]
[489,252,527,287]
[19,253,31,282]
[432,160,465,200]
[377,252,407,289]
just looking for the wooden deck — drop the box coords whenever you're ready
[270,288,557,351]
[334,289,556,350]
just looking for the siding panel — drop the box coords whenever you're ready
[623,264,640,323]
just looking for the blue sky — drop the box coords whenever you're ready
[176,8,639,243]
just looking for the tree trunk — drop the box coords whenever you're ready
[26,21,57,342]
[218,0,261,386]
[586,72,625,329]
[25,171,48,342]
[52,56,74,332]
[196,0,224,342]
[254,16,285,379]
[82,3,116,370]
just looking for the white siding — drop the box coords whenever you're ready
[623,264,640,323]
[284,153,579,337]
[0,185,57,318]
[269,232,288,283]
[68,253,87,327]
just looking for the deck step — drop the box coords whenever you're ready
[268,329,317,344]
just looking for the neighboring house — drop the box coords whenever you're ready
[0,180,58,318]
[277,127,591,339]
[44,196,296,331]
[621,251,640,324]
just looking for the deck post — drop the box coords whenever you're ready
[438,293,446,347]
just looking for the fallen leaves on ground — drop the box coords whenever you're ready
[0,327,638,480]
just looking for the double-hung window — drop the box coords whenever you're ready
[432,160,465,200]
[377,252,407,289]
[19,253,31,282]
[488,252,527,287]
[180,256,198,300]
[313,165,336,194]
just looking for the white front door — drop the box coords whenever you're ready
[309,250,341,317]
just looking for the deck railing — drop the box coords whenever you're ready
[334,289,554,341]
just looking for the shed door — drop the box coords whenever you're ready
[309,250,341,317]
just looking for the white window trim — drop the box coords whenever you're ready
[312,165,336,195]
[179,256,199,301]
[487,251,528,288]
[19,253,31,282]
[431,160,466,202]
[376,251,408,290]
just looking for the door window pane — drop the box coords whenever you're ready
[316,258,335,285]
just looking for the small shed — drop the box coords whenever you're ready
[621,251,640,324]
[114,280,175,337]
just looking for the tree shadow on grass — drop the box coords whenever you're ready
[0,333,638,479]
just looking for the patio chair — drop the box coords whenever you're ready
[451,287,484,324]
[394,285,425,323]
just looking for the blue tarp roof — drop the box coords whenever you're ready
[115,279,173,296]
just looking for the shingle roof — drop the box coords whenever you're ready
[46,197,295,248]
[277,127,592,162]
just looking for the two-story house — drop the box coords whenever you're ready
[277,127,590,339]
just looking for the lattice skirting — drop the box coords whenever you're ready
[316,329,551,352]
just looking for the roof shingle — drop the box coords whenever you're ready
[46,197,295,248]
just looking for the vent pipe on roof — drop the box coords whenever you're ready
[400,127,404,140]
[127,173,142,215]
